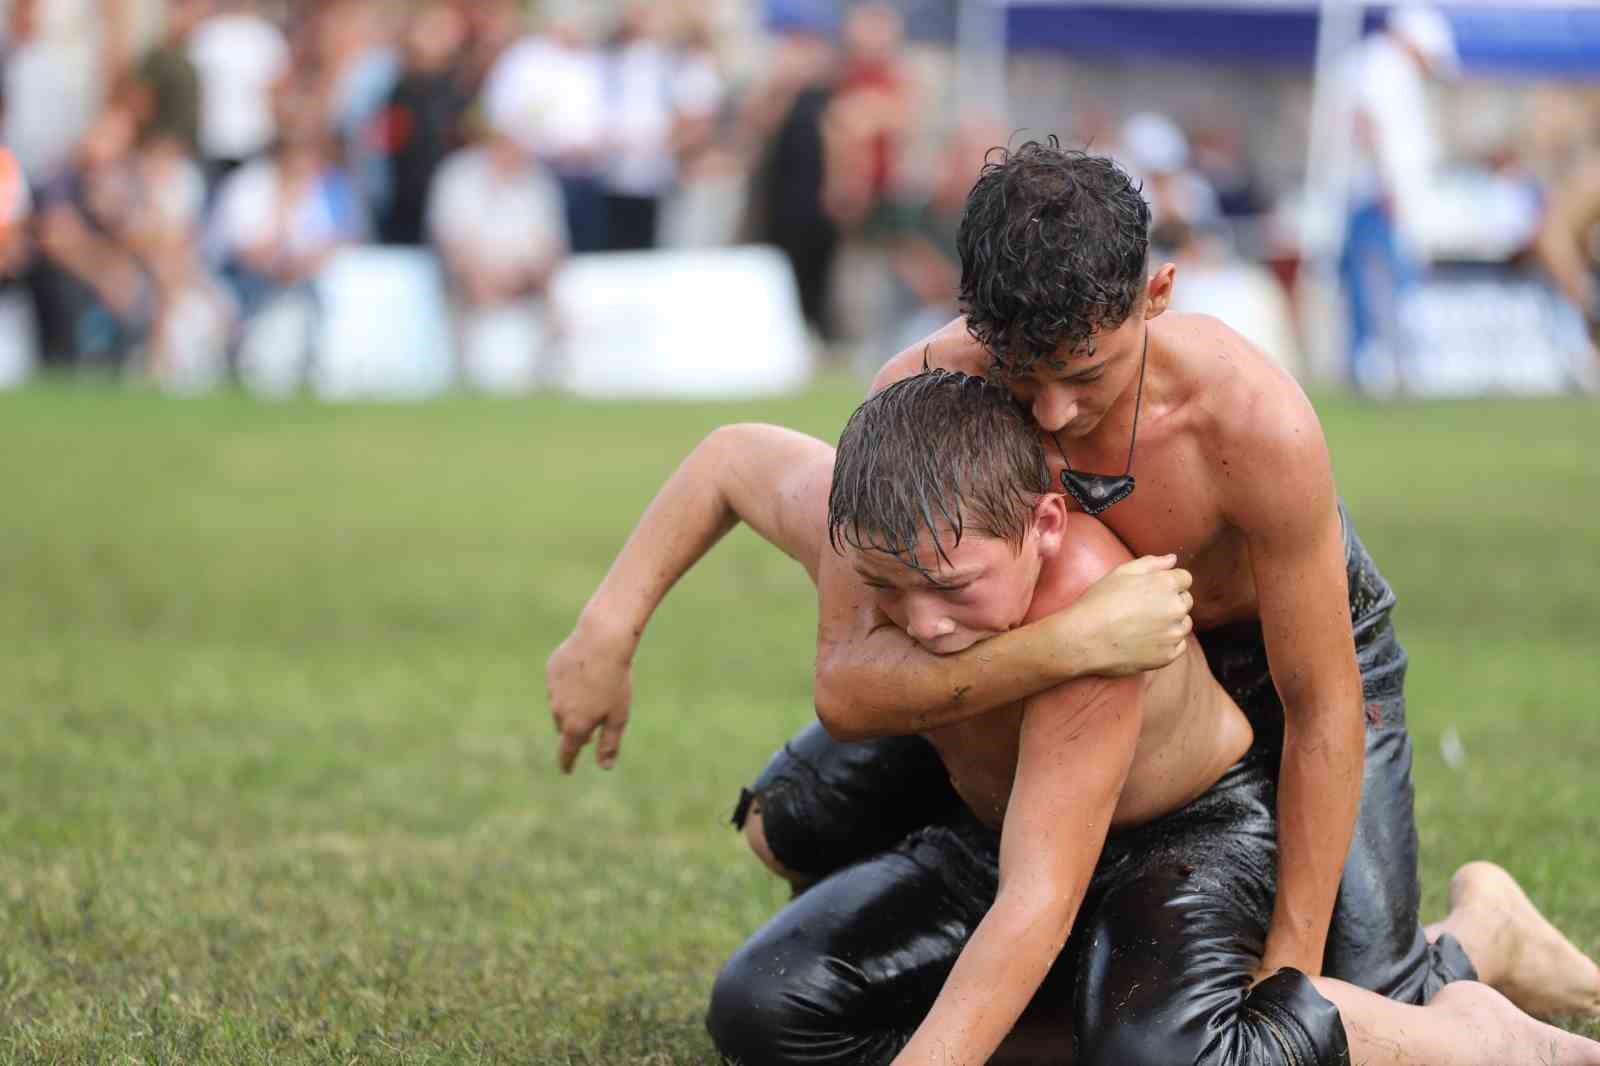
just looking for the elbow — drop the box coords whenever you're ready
[812,659,873,742]
[700,422,745,457]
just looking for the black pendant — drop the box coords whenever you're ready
[1061,470,1136,516]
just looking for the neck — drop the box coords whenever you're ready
[1099,318,1183,439]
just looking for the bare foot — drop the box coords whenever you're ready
[1429,982,1600,1066]
[1435,861,1600,1022]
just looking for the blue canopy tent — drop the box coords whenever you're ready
[998,0,1600,79]
[765,1,1600,78]
[989,0,1600,390]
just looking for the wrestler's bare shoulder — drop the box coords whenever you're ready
[1155,312,1324,469]
[869,317,987,392]
[1025,513,1132,624]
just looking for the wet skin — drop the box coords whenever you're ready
[874,309,1280,628]
[849,510,1252,834]
[837,279,1366,981]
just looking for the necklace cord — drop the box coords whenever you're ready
[1051,326,1149,477]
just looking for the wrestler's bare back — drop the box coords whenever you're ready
[880,312,1311,629]
[922,512,1253,832]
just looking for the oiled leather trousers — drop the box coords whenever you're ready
[709,509,1476,1065]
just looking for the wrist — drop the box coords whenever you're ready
[1039,604,1095,680]
[1261,928,1324,977]
[573,605,641,663]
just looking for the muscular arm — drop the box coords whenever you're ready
[892,673,1142,1066]
[1228,381,1365,978]
[545,423,834,771]
[814,322,1193,741]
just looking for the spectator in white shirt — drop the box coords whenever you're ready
[428,125,568,391]
[482,18,608,252]
[189,0,291,186]
[208,84,364,319]
[2,0,96,187]
[601,5,680,251]
[1334,4,1458,393]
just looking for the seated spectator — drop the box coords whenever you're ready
[482,17,608,253]
[373,3,471,246]
[131,0,207,158]
[208,84,364,381]
[32,105,156,370]
[124,129,235,391]
[427,125,567,392]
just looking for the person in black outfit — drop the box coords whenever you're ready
[374,4,471,246]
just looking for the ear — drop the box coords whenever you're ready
[1144,262,1177,319]
[1031,494,1068,560]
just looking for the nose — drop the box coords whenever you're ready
[1031,389,1078,433]
[904,598,956,645]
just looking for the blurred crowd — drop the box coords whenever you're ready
[0,0,1595,394]
[0,0,735,388]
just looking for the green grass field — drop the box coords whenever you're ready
[1,380,1596,1064]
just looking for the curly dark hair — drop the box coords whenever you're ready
[828,368,1050,576]
[957,139,1151,378]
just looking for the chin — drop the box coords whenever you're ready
[1061,414,1105,438]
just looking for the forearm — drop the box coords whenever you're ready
[815,614,1094,740]
[891,896,1074,1066]
[1264,693,1365,974]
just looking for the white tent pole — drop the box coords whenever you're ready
[1301,0,1366,382]
[957,0,1011,123]
[1303,0,1365,263]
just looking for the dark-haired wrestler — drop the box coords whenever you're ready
[544,370,1600,1066]
[729,141,1600,1026]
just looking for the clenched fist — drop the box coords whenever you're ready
[1059,554,1194,676]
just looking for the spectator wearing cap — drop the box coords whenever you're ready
[1116,111,1224,260]
[1334,3,1459,393]
[32,106,157,370]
